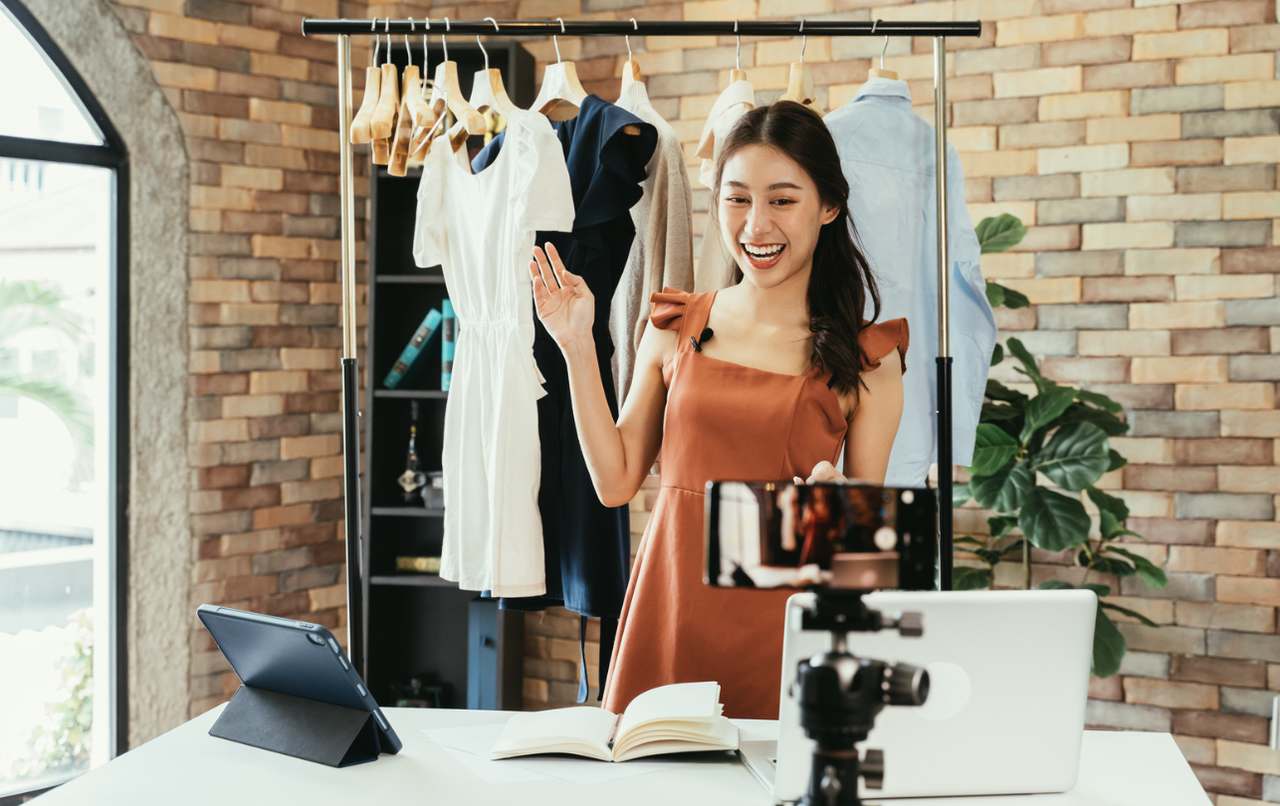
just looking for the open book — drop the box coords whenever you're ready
[490,681,739,763]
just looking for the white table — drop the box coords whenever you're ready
[36,706,1208,805]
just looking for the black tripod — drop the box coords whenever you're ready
[795,591,930,806]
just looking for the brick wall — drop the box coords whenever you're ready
[106,0,372,718]
[97,0,1279,799]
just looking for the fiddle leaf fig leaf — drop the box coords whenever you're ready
[1087,487,1130,522]
[1107,546,1168,589]
[977,214,1028,255]
[1020,386,1077,444]
[988,515,1018,538]
[1087,552,1137,578]
[954,566,993,590]
[987,379,1029,405]
[1101,601,1159,629]
[971,424,1020,476]
[1076,388,1123,414]
[1019,486,1090,552]
[1036,422,1110,491]
[972,460,1033,513]
[1106,449,1127,472]
[1091,608,1126,678]
[999,538,1026,558]
[1006,338,1047,393]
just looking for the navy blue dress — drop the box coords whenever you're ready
[473,96,657,701]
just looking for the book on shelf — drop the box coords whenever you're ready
[441,299,455,392]
[383,307,443,389]
[395,556,441,574]
[490,681,738,763]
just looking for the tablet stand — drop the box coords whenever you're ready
[209,685,384,767]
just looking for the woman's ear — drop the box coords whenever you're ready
[820,203,841,227]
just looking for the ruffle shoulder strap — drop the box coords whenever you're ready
[858,317,910,373]
[649,287,694,333]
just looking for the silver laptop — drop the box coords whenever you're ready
[748,589,1096,802]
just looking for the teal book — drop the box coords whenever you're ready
[383,308,443,389]
[441,299,455,392]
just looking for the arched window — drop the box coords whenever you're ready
[0,0,127,797]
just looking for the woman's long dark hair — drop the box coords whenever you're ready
[713,101,881,396]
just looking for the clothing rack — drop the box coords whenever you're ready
[300,16,983,676]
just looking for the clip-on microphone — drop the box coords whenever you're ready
[691,327,714,352]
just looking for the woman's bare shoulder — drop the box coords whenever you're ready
[639,317,681,371]
[842,347,904,421]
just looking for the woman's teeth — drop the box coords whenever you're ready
[742,243,785,269]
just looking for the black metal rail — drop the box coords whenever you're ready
[302,18,981,38]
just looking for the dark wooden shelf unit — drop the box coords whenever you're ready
[361,40,534,713]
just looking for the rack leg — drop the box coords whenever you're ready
[935,357,954,591]
[341,358,365,677]
[336,34,366,673]
[932,37,953,591]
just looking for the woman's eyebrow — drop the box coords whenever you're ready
[724,180,804,191]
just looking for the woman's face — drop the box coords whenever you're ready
[718,143,840,289]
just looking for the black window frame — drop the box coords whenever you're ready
[0,0,130,800]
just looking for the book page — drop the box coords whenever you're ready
[491,706,617,761]
[614,719,740,763]
[614,681,722,742]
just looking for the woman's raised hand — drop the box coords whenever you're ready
[530,242,594,350]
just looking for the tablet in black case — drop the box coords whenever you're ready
[197,604,402,766]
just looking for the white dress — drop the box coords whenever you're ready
[413,109,575,595]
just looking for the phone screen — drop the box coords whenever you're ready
[704,481,936,592]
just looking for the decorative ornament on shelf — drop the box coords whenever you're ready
[398,400,426,503]
[954,214,1168,678]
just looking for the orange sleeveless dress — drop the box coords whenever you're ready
[601,288,909,719]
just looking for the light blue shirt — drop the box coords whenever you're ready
[825,77,997,486]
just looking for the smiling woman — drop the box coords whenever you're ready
[712,102,888,401]
[525,100,908,719]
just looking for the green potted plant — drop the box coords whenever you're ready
[953,215,1167,677]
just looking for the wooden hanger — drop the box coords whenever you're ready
[408,22,443,161]
[409,78,442,161]
[435,61,487,134]
[779,21,819,111]
[388,91,415,176]
[370,24,399,144]
[781,62,816,107]
[409,84,443,161]
[728,21,747,84]
[531,18,588,122]
[371,133,391,165]
[350,21,381,145]
[400,23,430,129]
[402,67,427,123]
[468,19,520,120]
[414,105,450,160]
[867,22,898,80]
[432,19,487,136]
[471,68,518,118]
[446,116,471,153]
[388,30,421,176]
